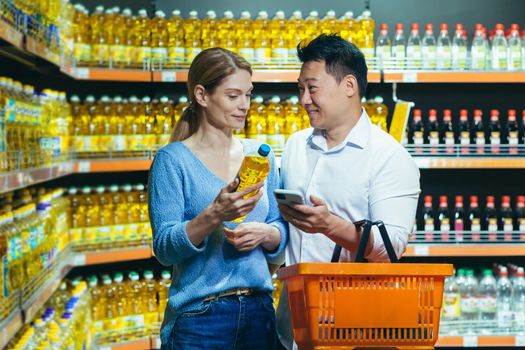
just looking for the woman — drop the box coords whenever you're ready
[148,48,287,350]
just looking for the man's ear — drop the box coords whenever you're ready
[194,84,207,108]
[343,74,359,98]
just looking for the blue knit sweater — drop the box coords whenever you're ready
[148,139,288,344]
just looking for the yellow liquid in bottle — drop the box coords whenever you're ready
[157,271,171,322]
[167,10,185,65]
[151,11,169,68]
[90,6,108,66]
[132,9,151,68]
[305,11,321,44]
[184,11,202,63]
[155,97,172,147]
[232,145,271,222]
[265,96,285,151]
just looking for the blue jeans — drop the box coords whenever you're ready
[165,293,277,350]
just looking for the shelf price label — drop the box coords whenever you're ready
[73,68,90,79]
[463,335,478,347]
[403,71,418,83]
[516,335,525,346]
[77,161,90,173]
[414,245,429,256]
[161,71,177,82]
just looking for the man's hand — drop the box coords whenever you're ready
[278,195,337,234]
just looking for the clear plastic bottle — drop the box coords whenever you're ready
[266,96,285,151]
[375,24,391,68]
[479,269,497,333]
[513,267,525,334]
[452,24,467,70]
[304,11,320,44]
[133,9,152,68]
[287,10,304,63]
[142,270,158,327]
[508,24,522,71]
[422,24,436,69]
[471,24,488,70]
[90,5,107,66]
[460,269,480,329]
[218,11,236,53]
[497,267,514,333]
[392,23,406,68]
[442,273,461,325]
[237,11,254,62]
[201,10,218,49]
[339,11,356,44]
[491,24,508,70]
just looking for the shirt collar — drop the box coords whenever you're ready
[306,108,371,152]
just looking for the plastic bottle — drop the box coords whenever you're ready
[489,109,501,151]
[468,195,481,241]
[479,269,497,332]
[266,96,285,151]
[270,11,288,64]
[232,144,272,222]
[133,9,151,68]
[88,276,104,335]
[284,96,302,140]
[90,5,107,66]
[492,24,508,70]
[500,195,513,241]
[157,270,171,322]
[376,24,391,67]
[155,96,173,147]
[392,23,406,68]
[507,24,522,71]
[218,11,236,53]
[237,11,254,62]
[287,10,304,63]
[167,10,185,66]
[72,4,91,65]
[126,272,144,333]
[472,109,485,147]
[409,109,424,145]
[110,7,126,68]
[422,24,436,69]
[507,109,519,146]
[359,10,375,60]
[460,269,480,331]
[513,267,525,334]
[452,24,467,70]
[426,109,439,145]
[441,109,454,145]
[422,195,434,241]
[497,267,514,333]
[103,8,115,67]
[304,11,320,44]
[339,11,356,44]
[142,270,158,327]
[452,195,465,241]
[437,196,450,241]
[521,30,525,70]
[471,24,488,70]
[151,11,169,68]
[201,10,218,49]
[517,197,525,239]
[246,96,267,142]
[485,196,498,241]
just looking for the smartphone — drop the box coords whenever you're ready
[273,189,305,206]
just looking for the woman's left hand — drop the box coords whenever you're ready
[224,223,278,252]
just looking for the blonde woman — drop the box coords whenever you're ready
[148,48,287,350]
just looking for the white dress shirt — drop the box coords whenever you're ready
[276,109,421,349]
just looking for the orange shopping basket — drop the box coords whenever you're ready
[278,220,453,350]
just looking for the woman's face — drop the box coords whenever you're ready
[203,69,253,130]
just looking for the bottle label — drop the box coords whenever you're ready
[92,44,109,63]
[414,131,424,145]
[362,47,375,60]
[271,48,288,62]
[152,47,168,63]
[510,46,521,69]
[504,219,513,232]
[436,46,452,69]
[422,46,436,68]
[479,296,497,313]
[186,48,202,63]
[471,46,487,70]
[452,46,467,69]
[111,44,126,63]
[442,293,460,319]
[498,309,515,328]
[70,228,83,243]
[460,296,479,313]
[476,132,485,145]
[3,255,8,297]
[429,131,439,145]
[509,132,518,145]
[492,46,508,70]
[394,45,406,68]
[266,134,286,152]
[460,132,470,145]
[490,132,500,145]
[254,48,272,64]
[445,132,455,145]
[168,47,185,64]
[376,46,392,61]
[239,48,255,62]
[406,46,422,68]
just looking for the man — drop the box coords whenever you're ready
[276,34,421,349]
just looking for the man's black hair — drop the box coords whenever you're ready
[297,34,368,97]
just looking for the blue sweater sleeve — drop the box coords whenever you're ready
[263,150,288,261]
[148,150,205,266]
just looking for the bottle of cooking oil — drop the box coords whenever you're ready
[321,10,339,35]
[201,10,217,49]
[237,11,254,62]
[372,96,388,131]
[110,96,125,151]
[88,276,104,336]
[109,184,125,242]
[270,11,288,64]
[84,95,97,152]
[120,184,136,242]
[155,96,172,147]
[69,96,82,152]
[81,186,98,246]
[287,11,304,63]
[72,4,91,65]
[102,8,115,67]
[102,276,117,328]
[151,11,168,68]
[124,96,141,151]
[232,144,271,222]
[142,270,157,328]
[134,184,149,245]
[359,10,375,60]
[174,96,189,124]
[67,187,83,244]
[120,8,134,68]
[112,272,127,337]
[266,96,285,152]
[140,96,154,150]
[133,9,151,68]
[96,96,112,151]
[111,7,126,68]
[90,5,107,66]
[285,96,302,140]
[218,11,236,53]
[4,210,22,293]
[246,95,267,142]
[157,270,171,322]
[126,271,144,335]
[94,185,111,247]
[253,11,271,65]
[185,10,202,63]
[305,11,321,44]
[339,11,356,43]
[167,9,185,66]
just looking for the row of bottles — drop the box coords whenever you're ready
[67,184,150,250]
[442,265,525,335]
[376,23,525,70]
[0,187,68,310]
[7,280,92,350]
[86,270,171,343]
[408,108,525,149]
[0,77,70,171]
[71,5,375,68]
[416,194,525,242]
[362,96,389,131]
[69,94,185,152]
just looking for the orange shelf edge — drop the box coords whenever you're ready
[406,244,525,257]
[86,69,151,82]
[384,71,525,83]
[436,335,519,347]
[106,338,151,350]
[84,159,153,172]
[83,247,153,265]
[415,157,525,169]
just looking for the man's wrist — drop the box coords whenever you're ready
[325,214,349,239]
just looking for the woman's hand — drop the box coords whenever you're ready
[224,222,280,252]
[209,179,264,222]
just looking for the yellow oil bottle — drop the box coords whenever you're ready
[201,11,218,50]
[125,96,141,151]
[174,96,188,124]
[167,10,185,66]
[103,8,115,67]
[109,184,125,242]
[218,11,236,54]
[372,96,388,131]
[246,95,267,142]
[141,96,155,150]
[72,4,91,65]
[96,96,112,151]
[284,96,302,140]
[81,186,98,246]
[95,185,112,246]
[126,271,144,338]
[142,271,158,329]
[339,11,356,43]
[151,11,169,68]
[157,270,171,322]
[134,184,149,245]
[359,10,375,59]
[270,11,288,64]
[111,7,126,68]
[112,272,127,338]
[266,96,285,151]
[237,11,254,62]
[305,11,321,44]
[232,144,271,222]
[90,5,107,66]
[253,11,271,65]
[122,8,134,68]
[321,10,339,35]
[110,96,125,151]
[4,211,22,293]
[287,11,304,63]
[121,184,137,241]
[155,96,173,147]
[85,95,97,152]
[133,9,151,68]
[102,276,117,329]
[185,10,202,63]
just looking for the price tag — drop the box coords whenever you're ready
[74,67,90,79]
[72,254,86,266]
[414,245,429,256]
[162,71,177,82]
[77,161,90,173]
[403,71,418,83]
[153,338,162,348]
[99,346,111,350]
[516,335,525,346]
[463,335,478,347]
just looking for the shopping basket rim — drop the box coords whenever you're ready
[277,262,454,280]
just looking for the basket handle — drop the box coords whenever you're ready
[331,220,399,263]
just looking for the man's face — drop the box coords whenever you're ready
[298,60,351,130]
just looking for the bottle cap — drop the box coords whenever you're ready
[258,144,271,157]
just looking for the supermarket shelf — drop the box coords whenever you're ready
[384,70,525,83]
[406,243,525,257]
[414,157,525,169]
[72,246,153,266]
[24,36,60,66]
[0,162,74,194]
[98,338,151,350]
[0,18,23,49]
[62,66,152,82]
[437,335,525,347]
[0,312,23,349]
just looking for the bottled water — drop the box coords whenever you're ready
[513,267,525,334]
[442,274,460,334]
[497,267,514,333]
[460,269,479,333]
[478,269,497,333]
